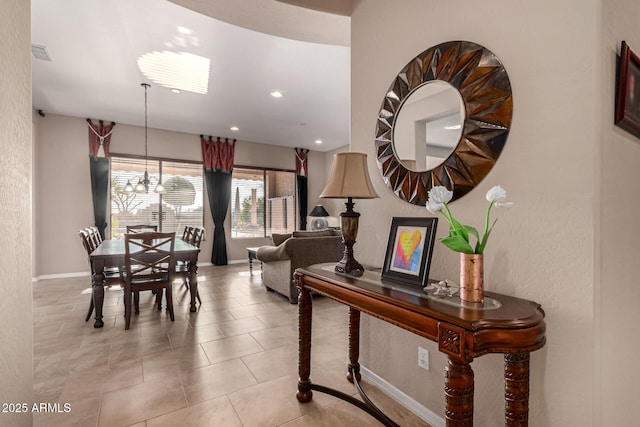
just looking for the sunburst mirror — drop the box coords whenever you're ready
[375,41,513,204]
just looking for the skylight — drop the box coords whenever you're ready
[137,51,210,94]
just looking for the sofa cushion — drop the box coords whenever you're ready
[271,233,292,246]
[292,230,334,238]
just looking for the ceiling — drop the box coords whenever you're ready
[31,0,351,152]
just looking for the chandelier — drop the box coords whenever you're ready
[124,83,165,194]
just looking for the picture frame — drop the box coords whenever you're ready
[615,41,640,138]
[381,217,438,288]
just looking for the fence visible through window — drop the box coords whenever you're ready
[231,167,296,238]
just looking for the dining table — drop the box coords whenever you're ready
[89,238,201,328]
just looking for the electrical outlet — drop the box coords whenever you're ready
[418,346,429,371]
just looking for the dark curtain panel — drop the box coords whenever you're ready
[87,119,115,240]
[205,168,232,265]
[295,148,309,230]
[297,175,308,230]
[201,136,236,265]
[89,157,110,239]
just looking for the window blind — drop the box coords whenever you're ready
[110,156,203,238]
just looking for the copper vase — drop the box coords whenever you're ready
[460,253,484,303]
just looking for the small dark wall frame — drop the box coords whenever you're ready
[375,41,513,205]
[382,217,438,288]
[615,41,640,139]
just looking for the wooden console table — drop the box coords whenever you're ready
[294,263,546,427]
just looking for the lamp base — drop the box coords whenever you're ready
[335,197,364,277]
[310,217,329,231]
[334,257,364,277]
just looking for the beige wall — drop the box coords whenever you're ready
[351,0,599,425]
[34,114,331,276]
[0,1,33,425]
[599,1,640,425]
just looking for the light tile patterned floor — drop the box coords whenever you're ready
[32,263,430,426]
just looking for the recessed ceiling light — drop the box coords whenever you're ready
[270,91,283,98]
[230,126,239,131]
[138,51,210,94]
[315,140,323,144]
[171,88,181,94]
[444,124,461,130]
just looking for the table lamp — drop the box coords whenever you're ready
[309,204,330,230]
[320,152,379,276]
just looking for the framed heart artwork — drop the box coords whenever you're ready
[381,217,438,288]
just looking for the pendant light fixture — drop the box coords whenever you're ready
[125,83,165,194]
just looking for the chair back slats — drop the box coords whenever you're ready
[79,227,105,254]
[79,229,95,255]
[124,232,175,284]
[126,224,158,234]
[182,226,195,242]
[88,226,102,245]
[191,227,205,248]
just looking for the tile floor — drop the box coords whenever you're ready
[33,263,430,426]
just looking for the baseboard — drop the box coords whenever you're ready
[36,271,91,281]
[360,366,445,427]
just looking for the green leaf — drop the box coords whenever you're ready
[449,217,468,241]
[441,236,474,254]
[463,225,479,240]
[477,218,498,254]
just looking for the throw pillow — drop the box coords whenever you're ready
[292,230,334,238]
[271,233,292,246]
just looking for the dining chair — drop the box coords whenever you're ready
[87,226,102,248]
[181,225,194,242]
[126,224,158,233]
[177,227,204,297]
[158,226,204,309]
[78,229,122,322]
[191,227,205,247]
[123,231,175,330]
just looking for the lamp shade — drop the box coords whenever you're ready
[309,205,330,217]
[320,152,379,199]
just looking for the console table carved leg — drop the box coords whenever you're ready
[445,358,474,427]
[505,353,530,427]
[347,307,361,383]
[296,285,313,403]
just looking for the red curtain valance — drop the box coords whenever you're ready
[87,119,115,158]
[295,148,309,176]
[201,136,236,172]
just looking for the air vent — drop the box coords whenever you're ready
[31,45,52,61]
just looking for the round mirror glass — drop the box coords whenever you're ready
[392,81,464,172]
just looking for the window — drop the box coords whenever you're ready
[110,156,203,239]
[231,167,296,238]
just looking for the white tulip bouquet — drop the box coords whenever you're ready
[426,185,513,254]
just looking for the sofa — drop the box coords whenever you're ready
[256,229,344,303]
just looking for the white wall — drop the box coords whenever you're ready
[351,0,599,425]
[0,1,33,425]
[34,114,331,276]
